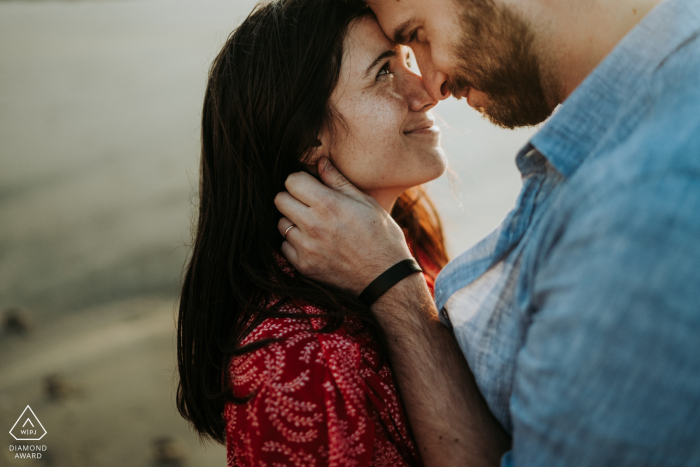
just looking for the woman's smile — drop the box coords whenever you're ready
[406,125,440,136]
[403,115,440,135]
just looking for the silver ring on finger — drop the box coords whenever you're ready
[283,224,297,239]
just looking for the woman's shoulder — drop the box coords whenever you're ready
[225,301,376,466]
[238,300,318,346]
[225,299,422,467]
[238,298,369,347]
[229,300,377,394]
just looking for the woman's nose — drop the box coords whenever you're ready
[404,72,438,113]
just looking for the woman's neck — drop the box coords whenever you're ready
[367,189,401,213]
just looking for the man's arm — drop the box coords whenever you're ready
[275,158,510,466]
[374,274,511,466]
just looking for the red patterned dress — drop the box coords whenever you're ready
[224,248,438,467]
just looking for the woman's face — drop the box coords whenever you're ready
[317,15,447,211]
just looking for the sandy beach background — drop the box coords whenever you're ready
[0,0,537,465]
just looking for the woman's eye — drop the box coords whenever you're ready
[377,62,391,78]
[409,30,418,43]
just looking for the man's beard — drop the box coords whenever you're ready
[449,0,557,129]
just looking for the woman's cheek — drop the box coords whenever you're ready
[360,93,404,150]
[335,93,406,189]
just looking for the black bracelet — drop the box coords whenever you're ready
[358,259,423,307]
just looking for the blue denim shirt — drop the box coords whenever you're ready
[434,0,700,464]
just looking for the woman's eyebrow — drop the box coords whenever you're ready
[363,49,399,79]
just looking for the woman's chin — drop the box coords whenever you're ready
[423,147,449,182]
[406,159,449,189]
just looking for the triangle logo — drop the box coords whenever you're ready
[9,406,47,441]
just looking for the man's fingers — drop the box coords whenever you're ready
[278,217,301,242]
[274,191,309,225]
[283,171,332,207]
[282,161,372,217]
[317,157,365,200]
[280,240,301,271]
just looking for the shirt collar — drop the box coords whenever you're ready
[530,0,700,178]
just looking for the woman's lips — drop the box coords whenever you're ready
[404,119,439,135]
[406,126,440,135]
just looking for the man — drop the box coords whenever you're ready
[274,0,700,464]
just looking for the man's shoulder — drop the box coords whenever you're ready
[646,27,700,154]
[635,21,700,170]
[560,52,700,215]
[534,62,700,276]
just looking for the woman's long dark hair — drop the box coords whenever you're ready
[177,0,449,445]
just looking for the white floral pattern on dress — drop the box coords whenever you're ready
[225,300,423,467]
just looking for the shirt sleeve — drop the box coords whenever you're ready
[508,175,700,466]
[225,323,376,467]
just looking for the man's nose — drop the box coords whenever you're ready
[414,51,451,101]
[425,69,451,102]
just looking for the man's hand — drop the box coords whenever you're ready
[277,158,511,467]
[274,157,412,294]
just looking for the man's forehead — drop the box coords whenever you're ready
[369,0,419,41]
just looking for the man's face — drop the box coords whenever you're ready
[371,0,557,129]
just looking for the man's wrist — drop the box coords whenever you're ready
[371,273,437,330]
[358,258,422,307]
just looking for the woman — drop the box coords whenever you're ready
[176,0,449,465]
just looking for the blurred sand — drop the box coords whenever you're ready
[0,0,537,465]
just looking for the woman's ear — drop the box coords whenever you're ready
[303,137,330,177]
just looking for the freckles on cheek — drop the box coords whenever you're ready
[355,92,404,154]
[333,88,406,190]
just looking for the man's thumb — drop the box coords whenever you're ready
[318,157,363,198]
